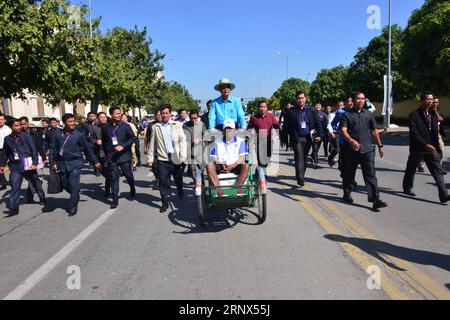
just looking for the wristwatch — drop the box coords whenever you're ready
[378,145,384,148]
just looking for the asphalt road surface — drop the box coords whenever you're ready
[0,136,449,300]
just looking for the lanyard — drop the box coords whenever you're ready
[112,124,120,137]
[61,132,72,149]
[13,135,20,154]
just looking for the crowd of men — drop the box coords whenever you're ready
[0,78,448,217]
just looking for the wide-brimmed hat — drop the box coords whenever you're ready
[214,78,236,91]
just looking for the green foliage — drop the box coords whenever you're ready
[347,25,415,102]
[95,27,164,111]
[146,81,199,113]
[270,78,310,110]
[310,66,350,106]
[0,0,177,115]
[246,97,268,115]
[401,0,450,96]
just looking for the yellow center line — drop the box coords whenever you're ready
[273,167,409,300]
[276,164,450,300]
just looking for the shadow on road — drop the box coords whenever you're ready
[325,234,450,272]
[269,176,375,212]
[167,195,261,235]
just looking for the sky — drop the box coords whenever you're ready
[80,0,425,106]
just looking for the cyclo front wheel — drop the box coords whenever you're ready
[257,186,267,224]
[197,192,206,226]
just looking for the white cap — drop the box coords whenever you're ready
[223,119,236,130]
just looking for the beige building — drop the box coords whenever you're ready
[373,97,449,119]
[0,90,147,121]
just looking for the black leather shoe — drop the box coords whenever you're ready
[160,203,169,213]
[68,209,78,217]
[0,185,7,191]
[404,190,416,197]
[328,157,336,168]
[7,209,19,217]
[440,196,450,205]
[130,188,136,200]
[373,200,388,210]
[110,203,118,209]
[417,167,425,173]
[297,181,305,188]
[343,195,354,204]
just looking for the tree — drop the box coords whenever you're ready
[401,0,450,96]
[147,81,198,113]
[246,97,268,115]
[347,25,415,102]
[270,78,310,110]
[0,0,67,99]
[310,66,350,106]
[95,26,164,112]
[38,1,100,109]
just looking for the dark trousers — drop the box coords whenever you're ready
[329,137,341,160]
[403,152,448,202]
[342,146,380,203]
[9,171,45,210]
[158,160,183,204]
[292,138,313,183]
[0,149,7,187]
[322,136,329,157]
[60,168,81,210]
[311,141,320,165]
[109,161,135,204]
[100,159,111,193]
[135,140,142,166]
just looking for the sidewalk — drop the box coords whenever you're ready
[379,126,450,142]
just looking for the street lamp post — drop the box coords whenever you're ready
[88,0,92,40]
[276,52,300,80]
[385,0,392,129]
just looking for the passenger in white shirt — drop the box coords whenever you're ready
[0,113,12,189]
[206,119,249,188]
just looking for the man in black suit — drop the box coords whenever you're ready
[51,114,101,216]
[340,92,388,211]
[403,92,449,205]
[281,92,323,187]
[102,106,137,209]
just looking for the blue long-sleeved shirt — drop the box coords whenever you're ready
[209,96,247,130]
[50,128,99,172]
[1,132,38,173]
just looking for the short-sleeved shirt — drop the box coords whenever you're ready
[210,136,249,166]
[209,96,247,130]
[340,108,377,154]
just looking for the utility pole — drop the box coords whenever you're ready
[385,0,392,129]
[276,52,300,80]
[88,0,93,40]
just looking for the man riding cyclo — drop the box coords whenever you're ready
[206,119,250,193]
[209,78,247,131]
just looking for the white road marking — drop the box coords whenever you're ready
[3,209,117,300]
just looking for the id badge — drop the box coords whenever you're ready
[301,121,307,129]
[112,137,119,146]
[14,152,20,161]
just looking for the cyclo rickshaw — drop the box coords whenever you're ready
[194,130,268,226]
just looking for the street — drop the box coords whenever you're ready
[0,135,449,300]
